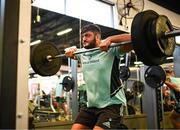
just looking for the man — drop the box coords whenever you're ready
[55,75,68,117]
[164,68,180,129]
[173,45,180,77]
[65,24,132,130]
[165,45,180,129]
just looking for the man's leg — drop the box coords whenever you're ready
[71,123,90,130]
[71,107,97,130]
[94,104,124,130]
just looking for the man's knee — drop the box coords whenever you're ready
[71,123,90,130]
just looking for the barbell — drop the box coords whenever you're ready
[30,10,180,76]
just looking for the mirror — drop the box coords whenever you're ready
[29,7,127,125]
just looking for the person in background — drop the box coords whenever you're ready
[55,75,68,117]
[33,83,41,109]
[169,44,180,128]
[164,68,180,129]
[173,45,180,77]
[65,24,132,130]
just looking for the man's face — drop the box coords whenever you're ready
[81,31,96,49]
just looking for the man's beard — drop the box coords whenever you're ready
[83,38,96,49]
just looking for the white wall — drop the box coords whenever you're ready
[32,0,115,28]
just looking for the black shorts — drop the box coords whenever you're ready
[56,97,66,104]
[74,104,124,129]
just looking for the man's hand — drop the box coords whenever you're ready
[99,38,111,51]
[99,34,132,53]
[64,46,77,59]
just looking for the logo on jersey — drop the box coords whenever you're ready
[102,118,112,128]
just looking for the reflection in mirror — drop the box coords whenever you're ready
[29,7,128,126]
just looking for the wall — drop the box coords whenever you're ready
[111,0,180,32]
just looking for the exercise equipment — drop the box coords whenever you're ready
[30,43,61,76]
[144,66,166,88]
[62,76,74,92]
[31,42,131,76]
[30,10,180,76]
[119,66,131,81]
[131,10,176,65]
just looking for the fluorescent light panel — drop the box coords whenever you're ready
[30,40,41,46]
[57,28,72,36]
[134,61,143,65]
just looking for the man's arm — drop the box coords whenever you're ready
[99,34,133,53]
[165,81,180,92]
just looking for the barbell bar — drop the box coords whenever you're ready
[47,29,180,61]
[47,41,132,61]
[164,29,180,37]
[30,10,180,76]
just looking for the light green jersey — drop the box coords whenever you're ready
[170,77,180,100]
[76,47,127,108]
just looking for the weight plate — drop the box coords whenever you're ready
[30,42,61,76]
[62,76,74,92]
[144,66,166,88]
[119,66,131,81]
[146,17,164,57]
[153,15,175,56]
[131,10,166,66]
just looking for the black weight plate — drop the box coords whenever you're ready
[30,43,61,76]
[62,76,74,92]
[119,66,131,81]
[131,10,166,66]
[144,66,166,88]
[146,18,164,57]
[153,15,175,56]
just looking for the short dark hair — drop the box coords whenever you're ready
[81,24,101,34]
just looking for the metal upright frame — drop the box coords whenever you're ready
[0,0,31,129]
[140,65,164,129]
[70,59,79,120]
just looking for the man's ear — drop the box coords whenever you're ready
[96,33,101,39]
[95,34,101,43]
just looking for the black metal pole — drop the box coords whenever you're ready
[164,29,180,37]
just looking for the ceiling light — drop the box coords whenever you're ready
[57,28,72,36]
[134,61,143,65]
[30,40,41,46]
